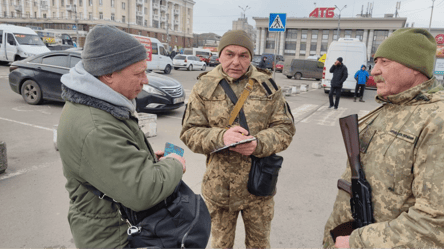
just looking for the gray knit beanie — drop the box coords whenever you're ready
[218,30,254,61]
[82,25,147,76]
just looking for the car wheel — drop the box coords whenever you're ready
[21,80,43,105]
[188,64,193,71]
[316,78,321,81]
[295,73,302,80]
[324,89,329,94]
[174,67,179,70]
[286,76,292,79]
[201,64,206,71]
[164,65,172,74]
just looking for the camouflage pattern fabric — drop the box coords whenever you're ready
[205,197,274,248]
[180,64,295,245]
[323,77,444,248]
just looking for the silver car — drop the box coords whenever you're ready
[173,55,207,71]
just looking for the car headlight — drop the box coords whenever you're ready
[142,85,166,96]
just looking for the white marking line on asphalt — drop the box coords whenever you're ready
[291,104,319,122]
[0,163,51,181]
[358,110,370,118]
[0,117,52,131]
[301,106,347,126]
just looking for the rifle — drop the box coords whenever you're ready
[338,114,374,229]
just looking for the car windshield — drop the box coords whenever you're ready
[14,33,45,46]
[175,55,186,60]
[211,56,219,60]
[252,55,262,63]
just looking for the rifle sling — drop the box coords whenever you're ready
[219,79,255,131]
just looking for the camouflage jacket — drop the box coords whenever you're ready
[323,77,444,248]
[180,65,295,211]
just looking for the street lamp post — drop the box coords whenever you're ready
[334,5,347,40]
[74,4,79,47]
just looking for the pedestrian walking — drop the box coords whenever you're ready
[323,28,444,248]
[57,25,186,248]
[353,65,369,102]
[328,57,348,109]
[258,56,267,69]
[180,30,295,248]
[170,49,176,59]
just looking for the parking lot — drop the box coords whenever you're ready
[0,62,381,248]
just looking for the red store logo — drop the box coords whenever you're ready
[436,34,444,45]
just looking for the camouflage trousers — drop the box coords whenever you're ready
[205,198,275,248]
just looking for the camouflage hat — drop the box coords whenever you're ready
[374,28,437,78]
[218,30,254,60]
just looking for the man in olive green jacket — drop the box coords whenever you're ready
[57,25,185,248]
[323,29,444,248]
[180,30,295,248]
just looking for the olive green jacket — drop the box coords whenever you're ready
[58,86,183,248]
[180,65,295,211]
[323,78,444,248]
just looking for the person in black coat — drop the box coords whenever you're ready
[328,57,348,109]
[258,56,267,69]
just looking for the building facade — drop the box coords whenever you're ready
[0,0,195,49]
[253,16,407,62]
[232,17,255,47]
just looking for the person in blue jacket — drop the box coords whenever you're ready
[354,65,369,102]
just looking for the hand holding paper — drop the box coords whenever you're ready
[220,126,257,156]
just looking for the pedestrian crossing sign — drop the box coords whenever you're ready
[269,13,286,32]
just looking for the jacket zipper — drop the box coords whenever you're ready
[180,195,202,249]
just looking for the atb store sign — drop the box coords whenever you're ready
[435,34,444,45]
[309,8,335,18]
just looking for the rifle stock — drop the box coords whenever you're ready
[339,114,374,229]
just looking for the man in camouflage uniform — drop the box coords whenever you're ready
[323,28,444,248]
[180,30,295,248]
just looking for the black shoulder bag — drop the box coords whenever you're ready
[220,79,283,196]
[82,179,211,248]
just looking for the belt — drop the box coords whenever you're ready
[132,191,178,224]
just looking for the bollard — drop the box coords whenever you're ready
[311,82,321,89]
[138,113,157,138]
[53,125,59,151]
[0,141,7,174]
[300,84,308,92]
[291,86,299,95]
[282,86,292,96]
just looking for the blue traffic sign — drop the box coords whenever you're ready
[269,13,286,32]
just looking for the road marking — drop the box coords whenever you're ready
[301,106,347,126]
[291,104,319,123]
[358,110,370,118]
[12,106,52,114]
[0,163,52,181]
[0,117,52,131]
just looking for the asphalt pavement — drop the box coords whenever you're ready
[0,64,381,248]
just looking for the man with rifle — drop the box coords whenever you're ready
[323,28,444,248]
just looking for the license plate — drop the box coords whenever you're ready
[173,96,185,104]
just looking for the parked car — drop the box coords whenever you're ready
[283,58,323,80]
[261,53,284,70]
[172,55,207,71]
[209,55,220,67]
[365,75,377,89]
[275,61,284,72]
[197,54,211,65]
[8,50,185,113]
[251,55,262,67]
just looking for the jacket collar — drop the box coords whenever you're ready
[375,77,438,105]
[61,84,133,120]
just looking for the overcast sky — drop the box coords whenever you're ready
[192,0,444,35]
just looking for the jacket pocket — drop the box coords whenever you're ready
[202,94,230,127]
[384,130,416,195]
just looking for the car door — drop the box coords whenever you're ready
[6,33,18,62]
[158,46,169,70]
[33,53,69,100]
[148,42,160,70]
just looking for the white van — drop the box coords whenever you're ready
[0,24,50,62]
[131,35,173,74]
[183,48,212,57]
[322,38,367,93]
